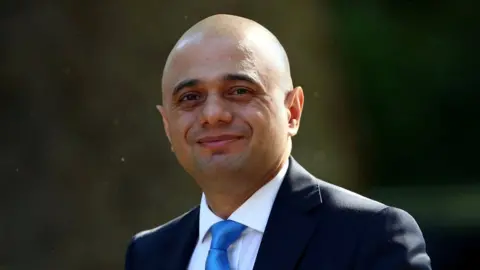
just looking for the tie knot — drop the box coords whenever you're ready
[210,220,246,251]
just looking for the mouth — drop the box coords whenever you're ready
[196,134,244,149]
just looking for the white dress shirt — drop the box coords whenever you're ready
[187,159,289,270]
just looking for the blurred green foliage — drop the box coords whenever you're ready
[331,1,478,186]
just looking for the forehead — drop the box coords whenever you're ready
[162,35,265,91]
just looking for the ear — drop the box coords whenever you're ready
[285,86,304,137]
[156,105,172,145]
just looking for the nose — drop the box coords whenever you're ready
[199,94,232,126]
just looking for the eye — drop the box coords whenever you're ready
[230,87,251,95]
[180,93,201,101]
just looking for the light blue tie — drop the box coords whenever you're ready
[206,220,246,270]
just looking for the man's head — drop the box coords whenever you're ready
[158,14,304,186]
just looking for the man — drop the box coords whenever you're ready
[125,14,431,270]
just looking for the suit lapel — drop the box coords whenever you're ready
[165,207,199,270]
[253,157,323,270]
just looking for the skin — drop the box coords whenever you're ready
[158,14,304,219]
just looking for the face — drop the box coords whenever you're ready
[159,33,303,180]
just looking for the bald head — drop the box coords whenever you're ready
[162,14,293,100]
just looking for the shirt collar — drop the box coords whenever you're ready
[198,159,289,243]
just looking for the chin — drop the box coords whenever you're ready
[196,152,248,172]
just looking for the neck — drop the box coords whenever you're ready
[203,155,288,219]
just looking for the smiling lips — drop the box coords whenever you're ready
[197,134,243,149]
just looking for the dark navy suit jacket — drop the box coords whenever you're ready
[125,157,431,270]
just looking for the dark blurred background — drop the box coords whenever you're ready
[1,1,478,269]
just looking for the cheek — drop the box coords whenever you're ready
[169,113,196,144]
[252,96,284,122]
[249,99,288,134]
[239,102,277,134]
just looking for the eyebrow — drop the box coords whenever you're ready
[172,73,260,96]
[172,79,199,96]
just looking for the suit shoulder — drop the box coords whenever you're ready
[376,206,423,232]
[313,179,426,240]
[316,179,387,214]
[131,206,199,243]
[313,181,431,268]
